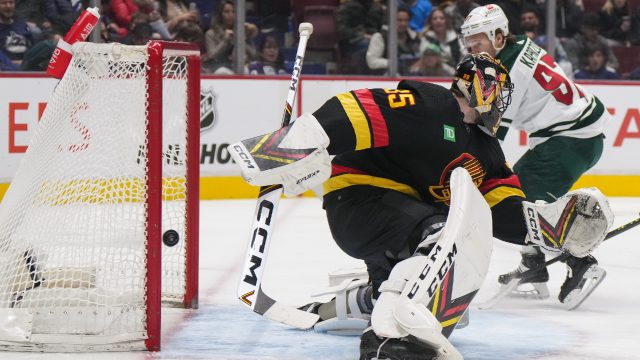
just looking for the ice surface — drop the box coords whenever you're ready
[3,197,639,360]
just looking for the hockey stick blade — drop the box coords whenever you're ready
[479,214,640,310]
[236,24,318,330]
[477,277,519,310]
[254,287,319,329]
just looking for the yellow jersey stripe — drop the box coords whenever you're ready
[323,174,421,200]
[336,92,372,150]
[482,186,525,208]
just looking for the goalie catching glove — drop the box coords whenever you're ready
[522,187,614,258]
[229,114,331,196]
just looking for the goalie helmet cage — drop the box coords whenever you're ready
[0,41,200,352]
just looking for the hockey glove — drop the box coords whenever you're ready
[522,187,614,258]
[229,113,331,197]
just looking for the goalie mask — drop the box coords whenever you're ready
[451,53,513,136]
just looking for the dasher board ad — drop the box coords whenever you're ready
[1,75,639,182]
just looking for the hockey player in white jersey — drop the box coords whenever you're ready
[460,4,611,309]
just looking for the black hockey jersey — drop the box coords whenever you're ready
[313,80,527,245]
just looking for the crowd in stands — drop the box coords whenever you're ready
[0,0,639,79]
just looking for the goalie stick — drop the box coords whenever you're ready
[236,23,320,329]
[478,214,640,310]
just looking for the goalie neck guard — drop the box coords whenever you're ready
[451,53,513,136]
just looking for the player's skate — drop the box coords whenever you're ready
[360,328,441,360]
[558,255,606,310]
[299,272,374,335]
[497,246,550,299]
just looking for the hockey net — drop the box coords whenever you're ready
[0,41,200,351]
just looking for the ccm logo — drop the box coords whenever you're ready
[289,55,303,91]
[243,200,274,286]
[296,170,319,184]
[233,144,255,169]
[526,207,541,242]
[407,244,457,299]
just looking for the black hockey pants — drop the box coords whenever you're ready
[323,185,447,297]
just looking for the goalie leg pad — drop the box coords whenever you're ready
[370,168,492,356]
[522,187,614,258]
[369,255,462,360]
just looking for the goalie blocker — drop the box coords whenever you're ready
[230,113,331,197]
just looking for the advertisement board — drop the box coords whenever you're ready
[1,75,639,197]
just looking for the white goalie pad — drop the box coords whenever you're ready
[523,187,614,258]
[229,113,332,196]
[371,168,493,358]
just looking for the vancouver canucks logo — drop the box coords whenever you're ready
[429,153,485,205]
[200,88,216,132]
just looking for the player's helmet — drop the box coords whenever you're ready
[460,4,509,51]
[451,53,513,136]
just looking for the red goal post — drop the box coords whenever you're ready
[0,41,200,352]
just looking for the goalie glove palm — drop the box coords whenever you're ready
[229,113,331,196]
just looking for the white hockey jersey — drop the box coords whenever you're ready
[496,36,608,149]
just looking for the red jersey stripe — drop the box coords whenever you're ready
[331,164,367,176]
[479,174,522,194]
[353,89,389,147]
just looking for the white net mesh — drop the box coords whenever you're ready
[0,42,196,351]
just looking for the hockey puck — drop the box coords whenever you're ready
[162,230,180,247]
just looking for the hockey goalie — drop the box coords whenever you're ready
[229,53,613,359]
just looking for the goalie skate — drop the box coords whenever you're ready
[559,255,606,310]
[359,328,441,360]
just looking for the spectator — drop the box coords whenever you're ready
[337,0,384,74]
[519,4,541,35]
[563,13,619,71]
[20,17,69,70]
[402,0,432,32]
[203,0,258,74]
[173,18,202,43]
[366,6,420,75]
[574,44,620,79]
[158,0,198,34]
[193,0,215,29]
[520,6,573,76]
[444,0,479,32]
[99,2,128,41]
[420,7,465,68]
[247,34,286,75]
[408,42,454,76]
[0,48,18,70]
[42,0,76,26]
[134,0,171,40]
[0,0,33,65]
[108,0,138,37]
[599,0,640,46]
[564,1,585,38]
[15,0,46,42]
[128,21,154,44]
